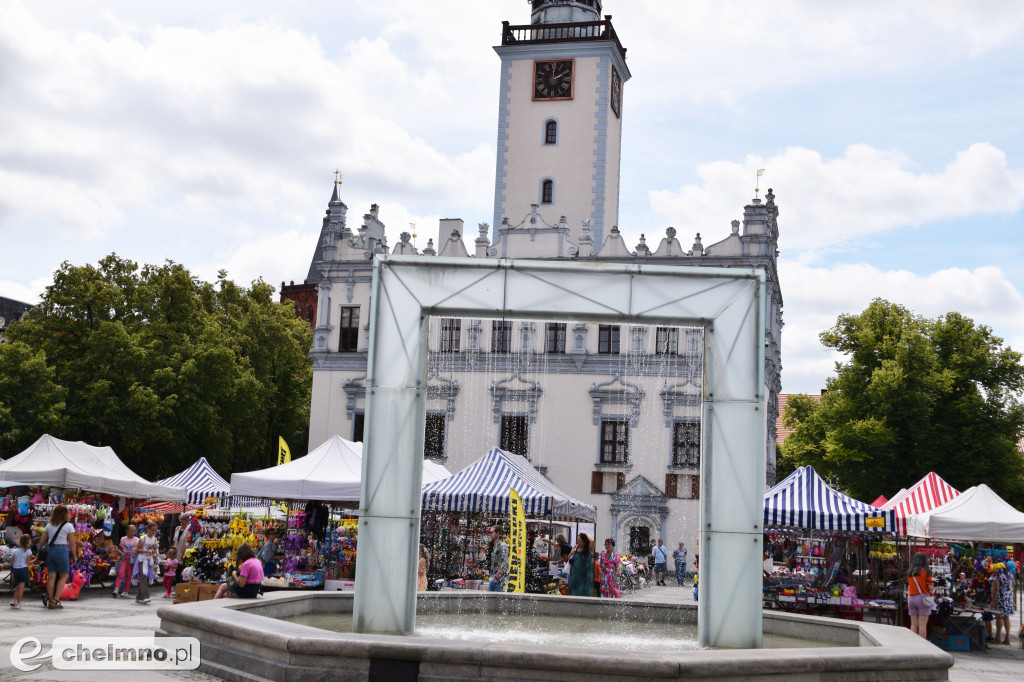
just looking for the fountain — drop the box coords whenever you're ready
[157,257,952,680]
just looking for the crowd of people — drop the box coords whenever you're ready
[481,526,692,598]
[6,505,274,611]
[908,550,1018,645]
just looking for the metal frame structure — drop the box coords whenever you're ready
[353,255,766,648]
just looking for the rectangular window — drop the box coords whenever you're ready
[500,415,529,458]
[691,474,701,499]
[600,420,629,464]
[665,474,678,498]
[440,319,461,352]
[352,413,365,443]
[591,471,603,494]
[598,325,619,354]
[491,321,512,353]
[424,413,446,460]
[656,327,679,355]
[545,322,566,353]
[616,472,626,490]
[339,306,360,352]
[672,421,701,467]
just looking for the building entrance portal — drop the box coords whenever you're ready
[353,256,767,649]
[629,526,651,557]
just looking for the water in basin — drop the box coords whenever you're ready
[282,612,845,651]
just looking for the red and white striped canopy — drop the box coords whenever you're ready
[881,472,960,536]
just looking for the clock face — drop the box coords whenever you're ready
[533,59,574,101]
[610,66,622,118]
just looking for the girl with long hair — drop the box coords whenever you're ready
[907,552,934,638]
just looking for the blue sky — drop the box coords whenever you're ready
[1,0,1022,394]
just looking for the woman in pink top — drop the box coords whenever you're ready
[215,543,263,599]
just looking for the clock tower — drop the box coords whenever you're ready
[493,0,630,248]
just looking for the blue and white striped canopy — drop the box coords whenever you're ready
[422,448,596,522]
[764,466,894,532]
[155,457,231,505]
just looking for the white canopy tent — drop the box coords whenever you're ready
[422,459,453,485]
[230,435,452,503]
[0,434,187,501]
[231,435,363,502]
[906,483,1024,542]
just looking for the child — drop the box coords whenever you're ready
[133,522,159,604]
[10,534,33,609]
[162,547,179,599]
[256,529,280,577]
[112,524,138,597]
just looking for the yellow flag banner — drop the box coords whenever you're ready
[506,488,526,593]
[277,436,292,466]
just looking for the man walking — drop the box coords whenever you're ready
[486,526,509,592]
[673,542,688,586]
[171,512,192,584]
[653,538,669,586]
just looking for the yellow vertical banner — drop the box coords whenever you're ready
[276,437,292,513]
[506,488,526,593]
[277,436,292,466]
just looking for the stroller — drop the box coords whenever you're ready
[620,557,646,592]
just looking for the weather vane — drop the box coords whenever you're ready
[755,169,765,197]
[334,169,343,185]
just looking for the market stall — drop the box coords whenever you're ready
[0,435,187,594]
[762,466,898,621]
[420,447,596,592]
[904,484,1024,650]
[227,435,366,590]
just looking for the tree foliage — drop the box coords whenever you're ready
[4,254,312,479]
[778,299,1024,507]
[0,341,67,454]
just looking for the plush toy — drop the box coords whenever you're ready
[60,571,87,600]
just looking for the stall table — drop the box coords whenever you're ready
[763,594,898,625]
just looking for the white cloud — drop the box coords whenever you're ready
[619,0,1024,109]
[649,143,1024,256]
[0,2,494,247]
[0,276,51,305]
[780,262,1024,393]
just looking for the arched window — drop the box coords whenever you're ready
[544,119,557,145]
[541,179,554,204]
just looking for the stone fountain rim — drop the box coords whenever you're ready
[157,591,953,680]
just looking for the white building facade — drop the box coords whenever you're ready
[303,0,783,557]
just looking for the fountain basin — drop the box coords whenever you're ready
[157,592,953,681]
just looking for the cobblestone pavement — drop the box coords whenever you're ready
[1,582,1020,680]
[0,587,217,681]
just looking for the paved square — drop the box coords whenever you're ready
[0,583,1019,680]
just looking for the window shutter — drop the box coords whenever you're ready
[665,474,678,498]
[691,474,700,499]
[591,471,603,494]
[616,472,625,490]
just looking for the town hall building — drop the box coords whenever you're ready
[291,0,784,555]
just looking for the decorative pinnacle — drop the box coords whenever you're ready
[334,169,343,184]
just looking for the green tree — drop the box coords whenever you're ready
[0,341,67,454]
[6,254,312,479]
[778,299,1024,507]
